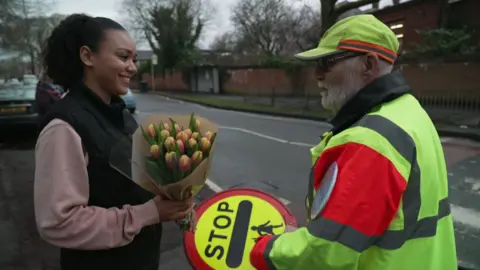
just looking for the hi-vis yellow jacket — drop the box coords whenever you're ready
[250,92,457,270]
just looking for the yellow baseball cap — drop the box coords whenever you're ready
[294,14,399,64]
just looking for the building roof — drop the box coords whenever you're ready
[137,50,153,61]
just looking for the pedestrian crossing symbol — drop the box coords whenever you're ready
[183,188,297,270]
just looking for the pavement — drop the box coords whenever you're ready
[0,92,479,269]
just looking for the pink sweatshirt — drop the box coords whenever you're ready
[34,119,160,250]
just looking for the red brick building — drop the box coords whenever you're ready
[372,0,480,53]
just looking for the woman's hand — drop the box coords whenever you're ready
[153,196,194,222]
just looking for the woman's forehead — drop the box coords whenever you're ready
[101,29,136,51]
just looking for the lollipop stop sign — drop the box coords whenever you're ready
[183,188,297,270]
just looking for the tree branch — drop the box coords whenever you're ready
[335,0,380,16]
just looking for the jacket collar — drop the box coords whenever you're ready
[330,71,411,134]
[71,82,127,128]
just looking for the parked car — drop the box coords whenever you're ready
[121,88,136,113]
[0,82,38,127]
[22,74,38,86]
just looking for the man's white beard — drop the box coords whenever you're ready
[318,73,364,113]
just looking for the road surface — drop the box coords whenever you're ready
[0,91,479,269]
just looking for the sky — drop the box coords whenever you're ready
[49,0,407,50]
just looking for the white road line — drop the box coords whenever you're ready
[451,204,480,229]
[220,126,289,143]
[205,178,291,205]
[205,178,223,193]
[289,141,315,147]
[441,137,454,143]
[158,95,329,125]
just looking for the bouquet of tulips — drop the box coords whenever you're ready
[112,113,218,231]
[140,113,217,198]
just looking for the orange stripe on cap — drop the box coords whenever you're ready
[337,39,397,64]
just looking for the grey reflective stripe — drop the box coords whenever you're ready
[338,42,397,62]
[355,115,421,231]
[263,235,280,270]
[304,114,450,252]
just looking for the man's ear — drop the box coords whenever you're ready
[363,52,380,78]
[79,46,94,67]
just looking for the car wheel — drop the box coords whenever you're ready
[128,108,136,114]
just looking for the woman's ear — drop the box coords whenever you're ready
[79,46,94,67]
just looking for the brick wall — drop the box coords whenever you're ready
[372,0,441,50]
[131,72,188,91]
[221,62,480,103]
[131,62,480,111]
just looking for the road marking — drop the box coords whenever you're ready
[205,178,223,193]
[451,204,480,229]
[219,126,315,148]
[158,95,329,125]
[289,141,315,147]
[205,178,292,205]
[220,126,289,143]
[441,137,453,143]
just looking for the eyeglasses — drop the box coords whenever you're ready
[316,51,365,73]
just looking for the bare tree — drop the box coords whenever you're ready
[209,32,237,52]
[0,0,55,74]
[320,0,380,35]
[231,0,294,56]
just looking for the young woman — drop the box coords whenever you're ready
[34,14,194,270]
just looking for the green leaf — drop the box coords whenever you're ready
[189,113,197,132]
[170,118,178,138]
[175,142,181,157]
[145,159,169,186]
[210,132,217,145]
[156,125,163,145]
[154,158,173,185]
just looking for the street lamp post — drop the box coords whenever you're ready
[151,54,157,91]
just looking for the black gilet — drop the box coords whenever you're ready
[38,83,162,270]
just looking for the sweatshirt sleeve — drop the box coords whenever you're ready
[34,119,160,250]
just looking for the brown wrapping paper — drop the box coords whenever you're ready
[131,114,218,201]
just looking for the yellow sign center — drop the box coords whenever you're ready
[195,195,286,269]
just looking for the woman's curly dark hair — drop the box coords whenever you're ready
[42,13,125,91]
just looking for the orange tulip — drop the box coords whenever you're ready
[165,152,178,169]
[177,139,185,154]
[204,131,213,141]
[191,132,200,141]
[188,138,197,149]
[150,144,160,158]
[174,123,181,133]
[147,124,156,138]
[176,131,188,145]
[184,128,192,139]
[160,129,170,141]
[179,155,191,172]
[200,137,211,152]
[164,137,176,151]
[191,151,203,166]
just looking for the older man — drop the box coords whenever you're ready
[250,14,457,270]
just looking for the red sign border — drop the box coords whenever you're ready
[183,188,297,270]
